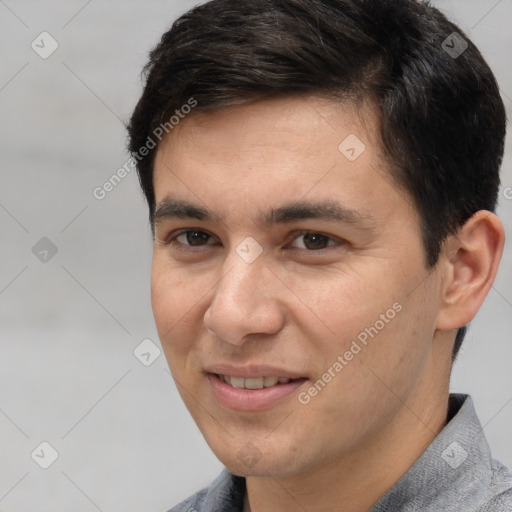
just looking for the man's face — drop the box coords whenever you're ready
[151,95,446,478]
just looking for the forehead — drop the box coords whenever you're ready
[157,95,379,159]
[151,95,410,224]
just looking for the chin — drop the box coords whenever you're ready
[212,442,302,479]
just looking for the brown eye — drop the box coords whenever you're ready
[290,232,336,250]
[175,230,213,246]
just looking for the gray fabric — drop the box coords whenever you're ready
[166,394,512,511]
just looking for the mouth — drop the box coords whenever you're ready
[207,372,308,412]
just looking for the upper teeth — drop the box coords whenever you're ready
[219,375,291,389]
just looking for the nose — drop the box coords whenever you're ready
[203,250,285,346]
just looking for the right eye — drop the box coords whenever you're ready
[164,229,220,250]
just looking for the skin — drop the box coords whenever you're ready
[150,95,504,512]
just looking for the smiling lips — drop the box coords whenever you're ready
[206,367,308,412]
[208,374,307,412]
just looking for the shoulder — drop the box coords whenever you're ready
[476,458,512,511]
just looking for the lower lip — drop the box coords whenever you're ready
[207,374,307,412]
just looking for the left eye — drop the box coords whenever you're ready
[289,232,337,250]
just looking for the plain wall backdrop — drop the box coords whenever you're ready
[0,1,511,511]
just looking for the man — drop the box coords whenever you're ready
[127,0,511,510]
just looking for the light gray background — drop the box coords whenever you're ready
[0,1,510,511]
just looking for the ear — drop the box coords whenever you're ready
[436,210,505,331]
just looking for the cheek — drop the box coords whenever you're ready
[150,262,203,346]
[291,265,395,341]
[293,260,425,389]
[150,273,200,384]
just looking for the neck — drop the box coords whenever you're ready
[244,389,450,512]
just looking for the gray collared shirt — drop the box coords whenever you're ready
[167,394,512,511]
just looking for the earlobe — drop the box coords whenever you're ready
[436,210,505,331]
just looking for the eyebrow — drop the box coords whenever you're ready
[154,198,375,229]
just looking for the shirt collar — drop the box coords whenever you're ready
[201,467,245,512]
[370,393,492,511]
